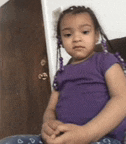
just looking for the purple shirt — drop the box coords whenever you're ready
[55,52,126,141]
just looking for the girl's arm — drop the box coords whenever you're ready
[43,90,59,123]
[84,63,126,142]
[42,90,63,142]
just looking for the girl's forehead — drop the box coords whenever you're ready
[60,13,94,29]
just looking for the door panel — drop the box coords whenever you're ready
[0,0,51,139]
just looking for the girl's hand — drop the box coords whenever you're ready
[41,120,64,143]
[46,123,91,144]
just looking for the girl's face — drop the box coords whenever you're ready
[60,13,99,64]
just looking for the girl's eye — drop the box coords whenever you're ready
[64,34,72,37]
[83,31,90,34]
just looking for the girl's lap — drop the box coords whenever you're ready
[0,135,43,144]
[92,137,122,144]
[0,135,122,144]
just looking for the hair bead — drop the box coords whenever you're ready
[59,57,64,72]
[101,38,108,53]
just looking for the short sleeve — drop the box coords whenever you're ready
[99,52,120,76]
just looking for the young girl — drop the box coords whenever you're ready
[0,5,126,144]
[41,5,126,144]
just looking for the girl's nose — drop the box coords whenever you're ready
[73,33,82,42]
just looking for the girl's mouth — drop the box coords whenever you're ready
[73,46,85,49]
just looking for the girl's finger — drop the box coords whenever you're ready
[50,134,56,139]
[48,120,63,130]
[47,133,65,144]
[42,123,55,136]
[41,131,50,142]
[57,124,69,133]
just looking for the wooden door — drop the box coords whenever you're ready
[0,0,51,139]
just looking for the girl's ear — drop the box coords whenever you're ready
[95,31,100,43]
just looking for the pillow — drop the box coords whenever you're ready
[95,37,126,61]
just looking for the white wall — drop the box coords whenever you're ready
[0,0,9,7]
[42,0,126,85]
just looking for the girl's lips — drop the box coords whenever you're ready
[73,46,85,49]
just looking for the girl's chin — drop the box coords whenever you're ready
[72,52,95,62]
[72,57,87,64]
[74,55,88,60]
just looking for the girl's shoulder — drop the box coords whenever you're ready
[94,52,119,63]
[95,51,116,58]
[95,52,120,76]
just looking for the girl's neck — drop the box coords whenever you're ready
[71,51,96,65]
